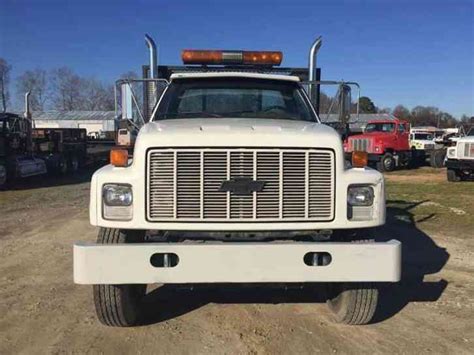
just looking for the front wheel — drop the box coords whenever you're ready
[376,153,395,172]
[447,169,461,182]
[93,228,147,327]
[326,283,378,325]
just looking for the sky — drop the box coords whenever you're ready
[1,0,473,117]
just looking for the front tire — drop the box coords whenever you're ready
[447,169,461,182]
[327,283,378,325]
[93,228,147,327]
[326,235,379,325]
[376,153,395,172]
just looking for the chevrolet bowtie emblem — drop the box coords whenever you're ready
[219,177,266,195]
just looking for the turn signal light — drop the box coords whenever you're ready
[182,50,283,66]
[110,149,128,167]
[352,151,368,168]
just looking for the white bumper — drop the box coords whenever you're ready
[74,240,401,284]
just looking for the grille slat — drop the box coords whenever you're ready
[462,142,474,159]
[147,149,334,222]
[351,138,371,153]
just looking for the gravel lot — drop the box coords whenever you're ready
[1,168,473,354]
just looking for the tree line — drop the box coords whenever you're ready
[317,92,472,129]
[0,57,472,129]
[0,58,135,112]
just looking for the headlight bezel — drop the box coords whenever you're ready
[347,185,374,207]
[447,147,456,158]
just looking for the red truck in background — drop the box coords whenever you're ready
[344,118,422,172]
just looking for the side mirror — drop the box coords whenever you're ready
[121,83,133,120]
[338,84,352,125]
[117,79,168,125]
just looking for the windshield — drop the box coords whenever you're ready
[154,78,317,122]
[414,133,433,140]
[467,128,474,136]
[365,123,395,133]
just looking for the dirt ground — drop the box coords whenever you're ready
[1,167,473,354]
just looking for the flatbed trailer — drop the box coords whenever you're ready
[32,128,114,174]
[0,114,115,188]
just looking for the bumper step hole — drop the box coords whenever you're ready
[304,252,332,266]
[150,253,179,268]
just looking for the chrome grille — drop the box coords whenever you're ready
[462,142,474,159]
[147,148,334,222]
[351,138,372,152]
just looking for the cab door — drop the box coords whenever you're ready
[396,123,410,150]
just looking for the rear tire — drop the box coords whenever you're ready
[430,149,446,168]
[0,166,7,190]
[93,228,147,327]
[69,155,80,173]
[59,156,68,175]
[447,169,461,182]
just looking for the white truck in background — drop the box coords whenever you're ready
[73,36,401,327]
[446,128,474,181]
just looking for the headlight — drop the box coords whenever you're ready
[347,185,374,206]
[447,147,456,158]
[103,184,132,206]
[102,184,133,220]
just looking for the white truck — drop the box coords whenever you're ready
[73,37,401,327]
[445,128,474,181]
[409,128,435,152]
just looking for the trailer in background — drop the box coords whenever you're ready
[0,107,114,189]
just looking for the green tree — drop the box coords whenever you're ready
[359,96,376,113]
[392,105,412,121]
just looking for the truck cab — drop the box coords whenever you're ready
[446,128,474,181]
[409,129,435,151]
[344,118,411,171]
[73,41,401,327]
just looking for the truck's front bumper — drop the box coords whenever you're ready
[74,240,401,284]
[446,159,474,170]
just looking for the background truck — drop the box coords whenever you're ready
[0,111,47,187]
[0,94,113,188]
[409,127,436,165]
[73,35,401,327]
[344,118,423,172]
[429,127,465,168]
[445,128,474,181]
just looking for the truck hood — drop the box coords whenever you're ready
[455,136,474,143]
[135,118,342,149]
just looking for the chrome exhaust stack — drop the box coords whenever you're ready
[145,34,158,79]
[308,36,322,112]
[23,91,33,152]
[24,91,31,120]
[144,34,158,122]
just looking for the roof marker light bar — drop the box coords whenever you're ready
[182,50,283,66]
